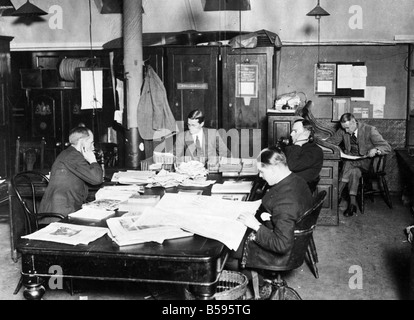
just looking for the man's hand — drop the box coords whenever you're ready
[237,212,261,232]
[81,147,98,164]
[366,148,379,158]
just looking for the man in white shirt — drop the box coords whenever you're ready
[175,109,230,162]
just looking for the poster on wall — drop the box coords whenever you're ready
[314,63,336,95]
[236,64,258,105]
[81,68,103,110]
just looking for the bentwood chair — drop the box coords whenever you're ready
[11,171,65,296]
[357,154,392,214]
[249,191,327,300]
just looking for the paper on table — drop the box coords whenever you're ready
[69,207,116,221]
[340,151,366,160]
[21,222,108,245]
[136,194,261,250]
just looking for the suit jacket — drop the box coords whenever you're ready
[326,122,391,156]
[242,173,313,270]
[174,127,231,159]
[39,146,103,216]
[284,141,324,183]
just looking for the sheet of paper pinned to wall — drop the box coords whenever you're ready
[81,69,103,110]
[337,64,353,88]
[352,66,367,90]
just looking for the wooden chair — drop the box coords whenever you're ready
[15,137,46,174]
[11,171,65,296]
[357,154,392,214]
[248,191,327,300]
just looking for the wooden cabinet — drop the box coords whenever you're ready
[166,46,220,129]
[0,36,13,203]
[267,113,340,226]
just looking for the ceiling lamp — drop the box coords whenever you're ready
[0,0,15,16]
[307,0,330,67]
[203,0,251,11]
[12,0,48,17]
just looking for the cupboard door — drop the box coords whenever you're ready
[167,46,219,128]
[222,47,274,157]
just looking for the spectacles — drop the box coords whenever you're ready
[187,123,200,127]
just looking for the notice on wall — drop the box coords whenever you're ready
[314,63,336,95]
[236,64,258,106]
[81,69,103,110]
[351,86,386,118]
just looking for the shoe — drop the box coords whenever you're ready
[344,204,357,217]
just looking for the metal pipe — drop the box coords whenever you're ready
[123,0,144,168]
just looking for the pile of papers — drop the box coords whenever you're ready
[94,185,144,202]
[111,170,156,184]
[118,194,161,216]
[211,181,253,194]
[21,222,108,246]
[220,158,258,176]
[106,216,193,246]
[69,207,116,221]
[82,199,121,211]
[175,161,208,178]
[136,193,261,251]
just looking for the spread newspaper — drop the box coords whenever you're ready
[21,222,108,246]
[136,193,261,251]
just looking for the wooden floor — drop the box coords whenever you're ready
[0,195,413,300]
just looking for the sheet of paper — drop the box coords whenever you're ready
[136,194,261,250]
[337,64,353,88]
[22,222,108,245]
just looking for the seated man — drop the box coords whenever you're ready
[231,147,313,299]
[284,119,324,191]
[326,113,391,217]
[39,126,104,216]
[175,109,231,161]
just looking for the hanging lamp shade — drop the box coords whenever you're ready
[306,1,329,18]
[0,0,15,16]
[12,0,48,17]
[203,0,251,11]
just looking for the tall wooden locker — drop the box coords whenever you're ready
[166,46,220,129]
[0,36,13,203]
[222,47,274,158]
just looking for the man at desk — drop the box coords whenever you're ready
[175,109,230,161]
[326,113,391,217]
[39,126,104,216]
[284,119,324,190]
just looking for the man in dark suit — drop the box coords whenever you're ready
[284,119,324,190]
[327,113,391,217]
[39,126,104,216]
[175,109,231,161]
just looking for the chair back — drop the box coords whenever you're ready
[283,190,327,270]
[11,171,49,234]
[15,137,46,173]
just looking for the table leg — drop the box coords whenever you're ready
[22,275,46,300]
[188,284,217,300]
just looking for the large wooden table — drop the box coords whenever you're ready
[14,171,252,300]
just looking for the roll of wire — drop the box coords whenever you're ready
[58,57,97,81]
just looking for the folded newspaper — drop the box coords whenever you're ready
[21,222,108,245]
[106,216,193,246]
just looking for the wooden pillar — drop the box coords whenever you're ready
[123,0,144,168]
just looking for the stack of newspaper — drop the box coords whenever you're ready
[106,216,193,246]
[21,222,108,245]
[118,194,161,216]
[111,170,156,184]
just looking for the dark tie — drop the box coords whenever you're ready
[195,136,202,156]
[351,133,358,144]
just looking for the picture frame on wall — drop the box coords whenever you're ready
[314,63,336,95]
